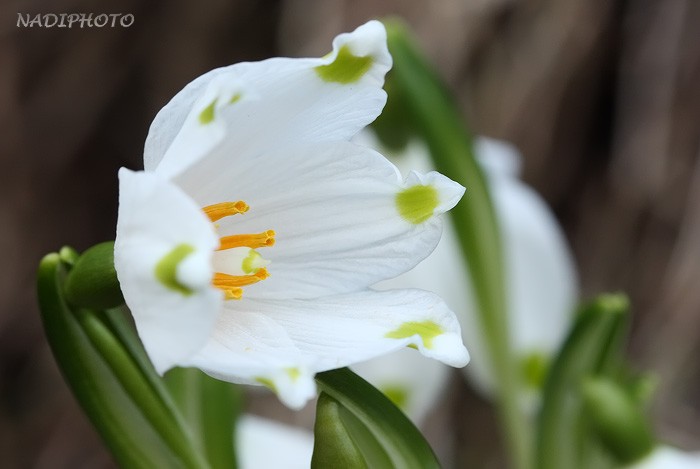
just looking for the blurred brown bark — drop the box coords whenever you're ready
[2,0,698,467]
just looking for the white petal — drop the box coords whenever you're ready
[150,77,253,178]
[184,311,316,410]
[237,415,313,469]
[351,348,450,425]
[629,446,700,469]
[235,289,469,372]
[114,169,220,374]
[184,141,463,300]
[145,20,391,178]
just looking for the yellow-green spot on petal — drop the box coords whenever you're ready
[286,367,301,382]
[381,385,409,411]
[315,45,373,84]
[199,98,217,124]
[154,244,195,296]
[385,320,443,349]
[396,184,439,224]
[229,92,242,104]
[241,249,268,274]
[255,377,277,393]
[520,352,549,390]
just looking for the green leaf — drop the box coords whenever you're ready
[535,294,631,469]
[38,251,210,469]
[165,368,243,469]
[384,19,529,468]
[315,368,441,469]
[313,393,371,469]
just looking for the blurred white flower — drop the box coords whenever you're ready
[628,446,700,469]
[354,132,578,418]
[237,415,313,469]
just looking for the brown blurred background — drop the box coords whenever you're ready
[2,0,699,467]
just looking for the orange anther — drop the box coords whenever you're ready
[218,230,275,250]
[203,201,249,222]
[212,268,269,288]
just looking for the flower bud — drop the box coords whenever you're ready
[64,241,124,309]
[582,376,654,464]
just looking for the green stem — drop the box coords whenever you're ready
[385,20,531,469]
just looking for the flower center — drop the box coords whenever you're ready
[203,201,274,300]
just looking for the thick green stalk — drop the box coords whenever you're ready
[385,20,530,468]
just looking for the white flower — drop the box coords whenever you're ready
[237,415,313,469]
[114,21,469,409]
[628,446,700,469]
[357,132,577,415]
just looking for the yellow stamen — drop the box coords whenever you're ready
[213,268,269,288]
[222,287,243,300]
[203,201,249,222]
[203,200,273,300]
[218,230,276,250]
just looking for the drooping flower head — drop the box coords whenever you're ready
[115,21,469,409]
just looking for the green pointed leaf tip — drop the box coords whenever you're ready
[595,293,630,314]
[59,245,80,267]
[582,377,654,464]
[315,45,374,84]
[64,241,124,310]
[395,185,439,224]
[154,243,195,295]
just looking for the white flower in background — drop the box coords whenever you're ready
[355,132,577,416]
[114,21,469,410]
[464,138,578,408]
[352,348,449,425]
[628,446,700,469]
[237,415,313,469]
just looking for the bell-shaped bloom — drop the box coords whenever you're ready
[628,446,700,469]
[114,21,469,409]
[358,132,577,414]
